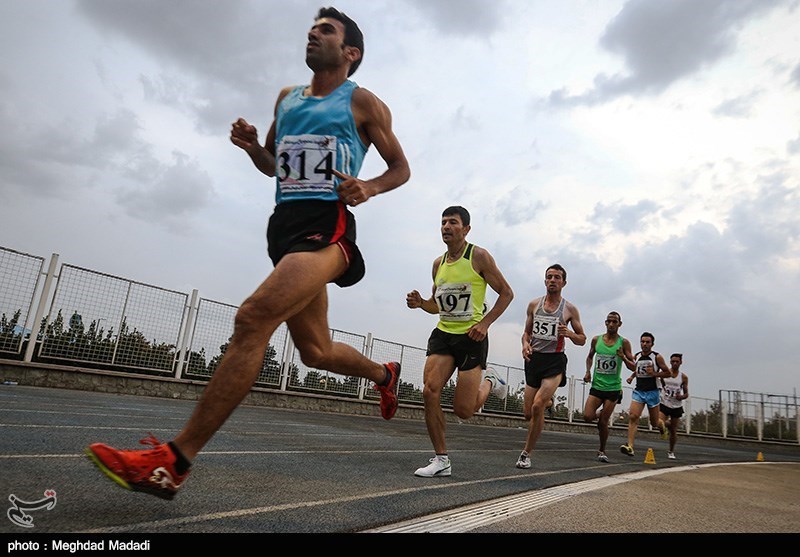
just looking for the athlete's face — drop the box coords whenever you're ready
[605,314,621,334]
[544,270,565,293]
[441,214,469,245]
[640,336,654,353]
[306,18,355,72]
[670,356,682,371]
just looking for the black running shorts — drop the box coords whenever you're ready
[589,388,623,404]
[426,328,488,372]
[659,404,684,419]
[267,200,365,287]
[524,352,568,388]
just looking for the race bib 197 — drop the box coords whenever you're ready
[435,282,473,322]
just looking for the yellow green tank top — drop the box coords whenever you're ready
[434,243,486,334]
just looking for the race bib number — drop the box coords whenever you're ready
[663,385,681,398]
[595,354,618,374]
[276,134,337,195]
[435,282,473,322]
[636,359,654,377]
[532,314,558,341]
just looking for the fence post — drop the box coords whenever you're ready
[174,289,199,379]
[280,335,295,392]
[721,400,728,439]
[796,406,799,446]
[358,333,373,401]
[567,376,575,423]
[24,253,59,363]
[684,397,691,435]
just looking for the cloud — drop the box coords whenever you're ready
[0,102,150,198]
[407,0,508,36]
[114,151,215,230]
[495,185,549,226]
[790,62,800,87]
[712,90,762,118]
[75,0,314,133]
[587,199,661,235]
[788,134,800,155]
[548,0,785,106]
[726,174,800,260]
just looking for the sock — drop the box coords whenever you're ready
[379,365,392,387]
[168,441,192,474]
[436,453,449,461]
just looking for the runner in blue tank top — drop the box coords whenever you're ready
[85,7,410,501]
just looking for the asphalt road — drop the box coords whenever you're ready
[2,384,798,542]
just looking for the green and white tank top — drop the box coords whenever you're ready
[592,335,624,391]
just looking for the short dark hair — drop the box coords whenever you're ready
[316,7,364,76]
[546,264,566,281]
[607,311,621,321]
[442,206,470,226]
[641,332,655,343]
[671,353,682,360]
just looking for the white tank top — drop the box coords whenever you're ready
[660,372,685,409]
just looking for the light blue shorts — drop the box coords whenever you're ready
[632,389,661,408]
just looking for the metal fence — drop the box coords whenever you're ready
[1,245,797,444]
[0,247,44,355]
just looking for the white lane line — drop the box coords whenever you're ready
[362,462,784,533]
[0,423,374,436]
[79,465,602,534]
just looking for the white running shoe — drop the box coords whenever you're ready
[515,451,531,469]
[485,368,508,400]
[414,455,451,477]
[597,452,609,463]
[667,452,676,460]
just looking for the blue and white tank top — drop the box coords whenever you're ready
[274,80,367,204]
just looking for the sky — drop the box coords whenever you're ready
[1,0,798,401]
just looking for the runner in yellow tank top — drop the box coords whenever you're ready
[406,206,514,478]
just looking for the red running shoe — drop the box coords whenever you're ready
[374,362,401,420]
[85,434,188,500]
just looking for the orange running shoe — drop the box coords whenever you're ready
[374,362,401,420]
[85,434,188,500]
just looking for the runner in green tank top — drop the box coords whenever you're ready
[583,311,635,462]
[406,206,514,478]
